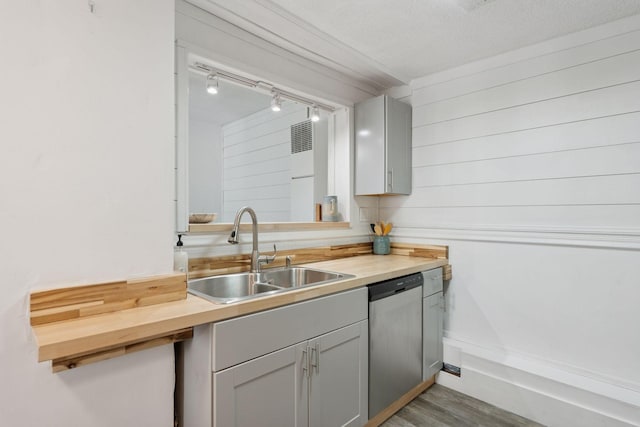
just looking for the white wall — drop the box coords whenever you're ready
[222,103,307,222]
[0,1,176,426]
[189,118,223,215]
[385,15,640,426]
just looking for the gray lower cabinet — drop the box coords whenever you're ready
[182,287,368,427]
[308,321,368,427]
[214,341,309,427]
[214,321,368,427]
[422,269,444,380]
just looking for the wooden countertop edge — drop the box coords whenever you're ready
[33,256,448,362]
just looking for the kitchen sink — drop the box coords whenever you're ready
[188,273,284,304]
[188,267,353,304]
[260,267,346,288]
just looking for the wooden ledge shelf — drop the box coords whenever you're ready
[33,294,216,365]
[30,272,190,372]
[51,328,193,373]
[188,221,350,233]
[30,244,450,373]
[30,273,187,326]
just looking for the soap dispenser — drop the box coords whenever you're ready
[174,234,188,275]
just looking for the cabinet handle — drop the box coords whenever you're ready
[387,169,394,192]
[311,343,319,374]
[302,347,309,378]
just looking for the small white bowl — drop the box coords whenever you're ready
[189,213,217,224]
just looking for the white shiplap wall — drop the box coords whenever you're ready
[189,118,223,214]
[384,27,640,242]
[222,103,307,222]
[385,16,640,427]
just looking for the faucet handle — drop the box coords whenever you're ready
[258,244,277,266]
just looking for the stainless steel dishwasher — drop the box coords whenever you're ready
[368,272,423,418]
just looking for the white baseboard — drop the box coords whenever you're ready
[437,335,640,427]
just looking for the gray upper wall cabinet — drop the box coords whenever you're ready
[355,95,412,195]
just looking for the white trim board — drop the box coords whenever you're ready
[390,226,640,250]
[439,335,640,427]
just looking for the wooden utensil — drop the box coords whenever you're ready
[374,224,382,236]
[383,222,392,236]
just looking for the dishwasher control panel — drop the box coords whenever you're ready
[367,272,423,301]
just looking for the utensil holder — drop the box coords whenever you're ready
[373,236,390,255]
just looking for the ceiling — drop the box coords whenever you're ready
[189,0,640,87]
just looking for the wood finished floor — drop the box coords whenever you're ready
[381,384,545,427]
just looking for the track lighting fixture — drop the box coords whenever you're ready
[310,105,320,122]
[206,73,218,95]
[271,92,282,112]
[193,63,336,114]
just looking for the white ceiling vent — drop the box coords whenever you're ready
[291,120,313,154]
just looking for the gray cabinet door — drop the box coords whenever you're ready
[385,96,412,195]
[355,95,411,195]
[214,341,309,427]
[423,292,444,380]
[308,321,368,427]
[355,95,386,195]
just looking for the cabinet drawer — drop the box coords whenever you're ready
[422,268,443,297]
[212,287,367,371]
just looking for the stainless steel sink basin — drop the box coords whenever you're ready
[188,273,284,304]
[188,267,353,304]
[260,267,346,289]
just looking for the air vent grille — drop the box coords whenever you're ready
[291,120,313,154]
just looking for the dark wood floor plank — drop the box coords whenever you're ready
[394,404,448,427]
[417,385,542,427]
[392,404,431,426]
[415,394,504,427]
[381,414,418,427]
[428,385,541,426]
[409,397,480,427]
[382,384,545,427]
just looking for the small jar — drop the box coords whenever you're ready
[373,235,390,255]
[322,195,338,222]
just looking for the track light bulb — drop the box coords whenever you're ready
[310,105,320,122]
[206,74,218,95]
[271,93,281,112]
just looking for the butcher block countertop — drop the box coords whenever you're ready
[32,255,448,366]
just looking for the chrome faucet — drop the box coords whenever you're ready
[228,206,276,273]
